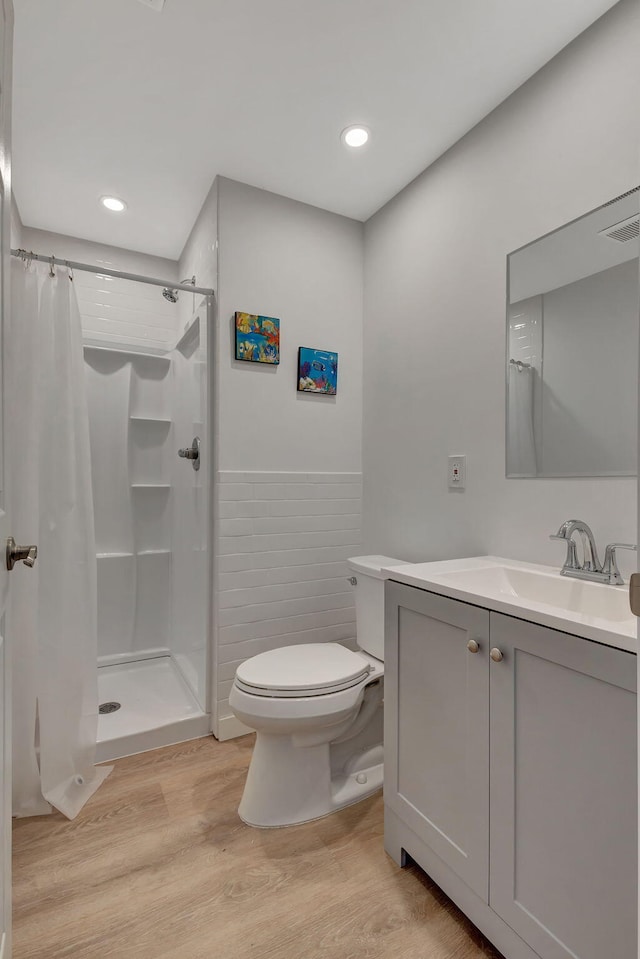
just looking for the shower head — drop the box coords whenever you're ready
[161,277,196,303]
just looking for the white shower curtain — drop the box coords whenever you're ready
[9,259,111,820]
[506,363,537,477]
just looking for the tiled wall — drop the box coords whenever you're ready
[216,470,362,737]
[21,227,180,352]
[178,177,218,330]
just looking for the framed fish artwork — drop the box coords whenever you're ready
[297,347,338,395]
[235,312,280,364]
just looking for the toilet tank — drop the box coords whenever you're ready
[348,555,409,661]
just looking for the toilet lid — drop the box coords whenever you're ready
[235,643,372,698]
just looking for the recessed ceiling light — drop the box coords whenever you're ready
[100,196,127,213]
[341,125,370,148]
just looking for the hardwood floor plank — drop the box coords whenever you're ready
[13,735,503,959]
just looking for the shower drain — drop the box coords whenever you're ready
[99,701,121,714]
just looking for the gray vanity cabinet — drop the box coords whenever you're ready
[385,580,638,959]
[383,583,490,899]
[489,612,637,959]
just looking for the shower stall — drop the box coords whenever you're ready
[79,276,214,762]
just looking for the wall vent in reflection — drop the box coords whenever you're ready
[598,215,640,243]
[603,185,640,206]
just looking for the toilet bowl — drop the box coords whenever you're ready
[229,554,408,827]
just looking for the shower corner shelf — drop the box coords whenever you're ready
[137,549,171,556]
[129,415,172,425]
[83,344,171,364]
[131,484,171,490]
[97,551,135,560]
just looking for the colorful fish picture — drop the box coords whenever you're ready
[298,347,338,395]
[235,312,280,364]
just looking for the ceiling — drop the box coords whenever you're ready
[12,0,620,260]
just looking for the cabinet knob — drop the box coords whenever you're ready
[467,639,480,653]
[490,647,504,663]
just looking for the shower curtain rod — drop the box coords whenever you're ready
[11,249,215,296]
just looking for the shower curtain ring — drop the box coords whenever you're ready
[49,254,55,278]
[67,261,74,282]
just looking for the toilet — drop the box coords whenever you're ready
[229,554,408,827]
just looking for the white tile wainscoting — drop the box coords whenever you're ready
[215,471,362,739]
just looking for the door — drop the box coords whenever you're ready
[0,2,14,955]
[384,581,490,899]
[490,612,637,959]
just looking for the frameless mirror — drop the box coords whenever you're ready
[506,188,639,478]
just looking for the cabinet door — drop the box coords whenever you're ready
[385,582,490,899]
[489,613,637,959]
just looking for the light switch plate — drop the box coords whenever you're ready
[448,455,466,490]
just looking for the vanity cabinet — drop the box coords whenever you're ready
[384,581,637,959]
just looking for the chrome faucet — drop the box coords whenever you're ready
[550,519,637,585]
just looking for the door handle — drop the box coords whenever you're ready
[7,537,38,571]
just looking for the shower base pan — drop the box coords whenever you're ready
[96,656,210,762]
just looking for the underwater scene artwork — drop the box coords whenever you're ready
[235,312,280,364]
[298,347,338,394]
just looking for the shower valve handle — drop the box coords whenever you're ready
[7,537,38,571]
[178,436,201,471]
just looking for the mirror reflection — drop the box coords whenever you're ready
[507,189,639,477]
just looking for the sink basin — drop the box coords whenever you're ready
[433,564,631,623]
[382,556,636,652]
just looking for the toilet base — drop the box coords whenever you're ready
[238,731,383,828]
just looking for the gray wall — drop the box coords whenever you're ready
[362,0,639,574]
[216,177,363,473]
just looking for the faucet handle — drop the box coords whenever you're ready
[602,543,637,586]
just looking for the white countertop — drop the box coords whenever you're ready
[382,555,637,654]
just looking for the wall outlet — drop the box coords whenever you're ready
[448,455,466,490]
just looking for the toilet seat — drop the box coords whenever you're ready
[234,643,372,698]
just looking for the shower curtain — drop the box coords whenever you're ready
[9,259,111,820]
[506,363,537,477]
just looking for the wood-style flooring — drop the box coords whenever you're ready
[12,735,503,959]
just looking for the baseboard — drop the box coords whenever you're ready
[216,713,254,742]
